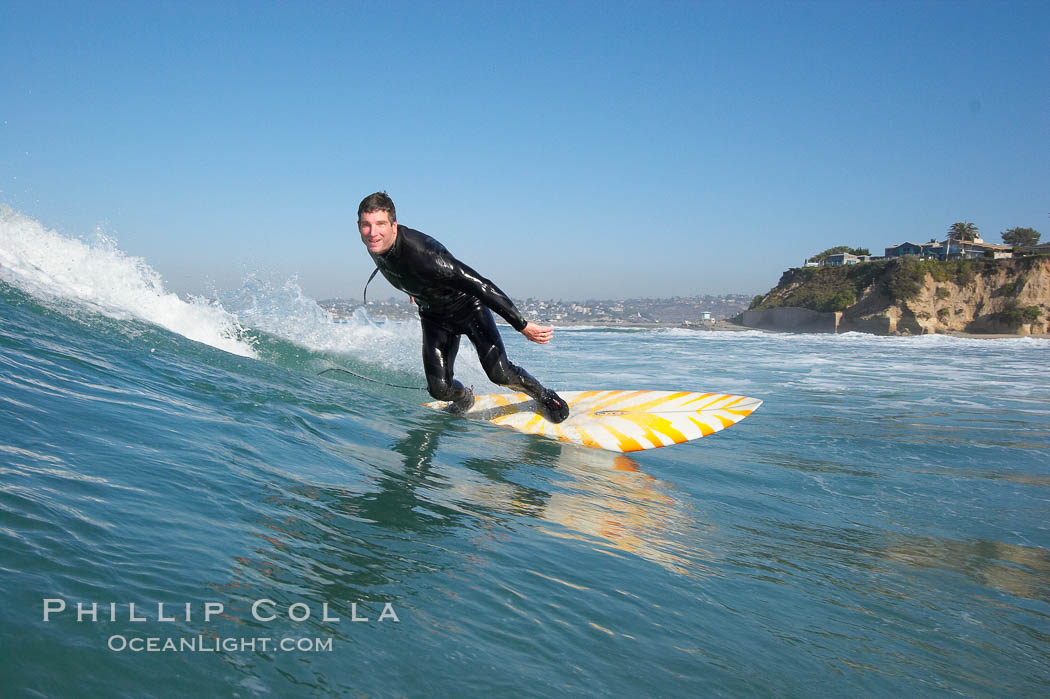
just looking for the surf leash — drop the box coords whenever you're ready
[321,268,423,390]
[362,267,379,306]
[316,366,427,391]
[362,266,415,308]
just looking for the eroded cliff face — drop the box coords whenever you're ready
[850,257,1049,335]
[752,257,1050,335]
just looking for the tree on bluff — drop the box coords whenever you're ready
[807,246,871,263]
[948,221,979,242]
[1001,227,1041,248]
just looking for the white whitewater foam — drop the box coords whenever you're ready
[220,275,495,388]
[222,275,421,377]
[0,206,257,358]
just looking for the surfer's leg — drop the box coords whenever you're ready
[465,308,569,423]
[421,317,472,410]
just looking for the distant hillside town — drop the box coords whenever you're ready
[319,294,753,327]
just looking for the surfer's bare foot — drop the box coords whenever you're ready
[540,389,569,423]
[449,387,474,415]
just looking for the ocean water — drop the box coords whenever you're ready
[2,206,1049,697]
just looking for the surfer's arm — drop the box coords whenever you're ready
[440,254,529,332]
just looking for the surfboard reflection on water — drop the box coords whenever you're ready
[414,415,708,576]
[215,412,709,621]
[528,447,703,576]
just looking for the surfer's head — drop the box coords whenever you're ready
[358,191,396,223]
[358,192,398,254]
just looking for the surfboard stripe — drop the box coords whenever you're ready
[691,395,729,412]
[614,413,688,446]
[687,415,716,437]
[576,426,603,450]
[570,390,603,405]
[720,396,746,410]
[625,391,692,413]
[522,413,544,431]
[608,419,666,449]
[602,422,646,453]
[713,414,735,429]
[680,392,715,407]
[591,390,648,413]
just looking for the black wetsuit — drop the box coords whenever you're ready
[368,225,552,407]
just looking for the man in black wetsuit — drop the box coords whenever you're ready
[357,192,570,423]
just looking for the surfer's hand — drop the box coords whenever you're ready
[521,322,553,344]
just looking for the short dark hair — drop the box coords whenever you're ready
[358,191,396,222]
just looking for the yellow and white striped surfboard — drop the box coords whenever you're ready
[425,390,762,453]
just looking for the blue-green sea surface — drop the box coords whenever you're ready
[2,207,1048,696]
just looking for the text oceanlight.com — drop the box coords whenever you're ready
[42,598,400,653]
[107,635,334,653]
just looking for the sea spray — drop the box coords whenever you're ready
[219,274,498,391]
[0,205,257,358]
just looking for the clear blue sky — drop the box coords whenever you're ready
[2,0,1047,300]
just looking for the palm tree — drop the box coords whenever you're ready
[948,221,979,242]
[945,221,979,258]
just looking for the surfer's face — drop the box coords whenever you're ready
[358,210,397,254]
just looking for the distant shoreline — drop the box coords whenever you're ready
[549,319,754,332]
[940,330,1050,339]
[553,321,1049,339]
[354,315,1048,339]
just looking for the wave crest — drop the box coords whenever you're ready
[0,206,257,357]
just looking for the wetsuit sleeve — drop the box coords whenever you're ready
[439,252,529,332]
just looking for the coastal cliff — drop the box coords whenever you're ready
[744,256,1050,335]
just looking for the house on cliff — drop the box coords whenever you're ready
[885,237,1012,261]
[884,241,930,258]
[824,252,874,266]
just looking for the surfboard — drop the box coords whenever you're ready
[424,389,762,453]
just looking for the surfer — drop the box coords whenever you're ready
[357,192,570,423]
